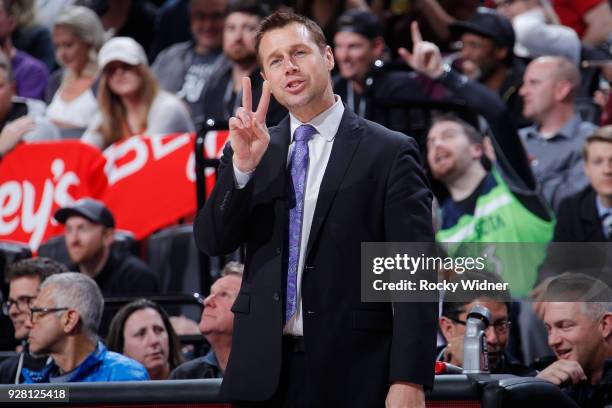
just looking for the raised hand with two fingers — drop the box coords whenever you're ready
[230,76,271,173]
[398,22,445,80]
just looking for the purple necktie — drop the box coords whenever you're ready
[286,124,317,324]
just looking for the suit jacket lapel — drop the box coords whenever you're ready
[306,108,364,258]
[581,188,606,241]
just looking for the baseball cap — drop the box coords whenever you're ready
[449,7,515,48]
[98,37,148,71]
[336,10,383,40]
[54,198,115,228]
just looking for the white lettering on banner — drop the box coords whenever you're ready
[21,180,54,250]
[104,137,148,186]
[150,133,191,160]
[0,181,21,234]
[186,153,196,182]
[0,159,80,249]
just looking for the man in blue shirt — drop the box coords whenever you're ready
[21,272,148,383]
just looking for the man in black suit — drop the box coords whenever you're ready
[194,11,437,408]
[554,127,612,242]
[538,127,612,286]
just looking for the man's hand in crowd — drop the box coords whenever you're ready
[230,76,271,173]
[398,21,445,80]
[0,116,34,156]
[536,360,587,386]
[386,382,425,408]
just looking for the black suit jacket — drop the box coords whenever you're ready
[194,107,438,406]
[539,186,612,282]
[554,186,607,242]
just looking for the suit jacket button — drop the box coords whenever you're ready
[276,247,281,255]
[273,292,280,302]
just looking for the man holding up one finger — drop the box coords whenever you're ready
[194,10,437,408]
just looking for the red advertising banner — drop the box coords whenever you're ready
[0,131,230,250]
[0,140,107,250]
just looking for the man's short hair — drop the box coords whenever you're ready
[431,113,484,145]
[4,257,68,284]
[542,272,612,321]
[255,11,327,63]
[40,272,104,337]
[533,56,580,100]
[583,125,612,160]
[227,0,266,18]
[221,261,244,277]
[442,270,511,320]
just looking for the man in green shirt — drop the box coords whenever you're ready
[400,22,554,297]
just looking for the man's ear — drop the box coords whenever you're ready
[554,79,572,102]
[371,37,385,59]
[63,309,81,334]
[494,46,508,63]
[102,227,114,248]
[601,312,612,340]
[260,70,267,81]
[324,45,335,71]
[439,316,455,342]
[470,143,484,161]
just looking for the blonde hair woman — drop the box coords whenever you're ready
[82,37,195,150]
[46,6,105,132]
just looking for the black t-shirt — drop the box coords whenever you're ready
[71,248,159,336]
[89,249,159,297]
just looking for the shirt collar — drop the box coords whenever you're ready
[203,349,219,368]
[525,114,582,140]
[289,95,344,143]
[595,196,612,219]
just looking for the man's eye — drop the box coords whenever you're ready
[270,59,280,67]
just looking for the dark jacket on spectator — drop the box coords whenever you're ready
[565,358,612,408]
[169,349,222,379]
[333,66,434,138]
[553,186,608,242]
[538,186,612,283]
[0,343,49,384]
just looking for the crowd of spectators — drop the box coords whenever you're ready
[0,0,611,406]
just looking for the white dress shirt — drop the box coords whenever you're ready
[234,96,345,335]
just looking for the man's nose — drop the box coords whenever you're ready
[548,328,562,348]
[24,314,33,330]
[485,326,499,345]
[204,293,216,308]
[284,57,299,73]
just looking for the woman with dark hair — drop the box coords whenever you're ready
[106,299,184,380]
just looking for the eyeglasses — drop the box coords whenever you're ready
[104,61,136,76]
[2,296,36,316]
[448,316,512,335]
[28,307,69,323]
